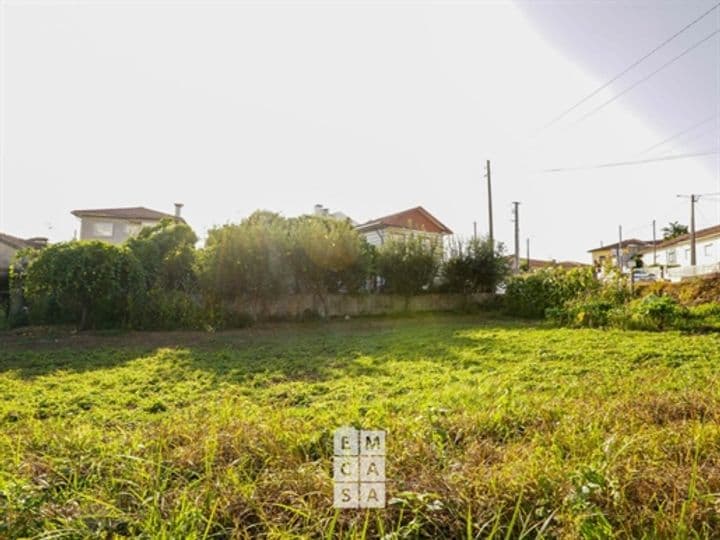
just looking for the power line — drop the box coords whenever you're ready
[639,113,719,156]
[537,2,720,132]
[538,150,720,174]
[573,29,720,126]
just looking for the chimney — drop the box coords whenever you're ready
[174,203,184,218]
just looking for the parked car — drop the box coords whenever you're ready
[632,269,657,282]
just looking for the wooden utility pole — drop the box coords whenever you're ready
[512,202,520,273]
[652,219,657,266]
[486,160,494,248]
[526,238,530,269]
[677,194,700,266]
[617,225,623,270]
[691,195,697,266]
[473,221,477,240]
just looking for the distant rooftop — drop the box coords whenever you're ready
[71,206,184,222]
[355,206,453,235]
[588,238,650,253]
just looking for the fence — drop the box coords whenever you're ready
[667,263,720,282]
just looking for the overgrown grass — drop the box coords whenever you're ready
[1,314,720,538]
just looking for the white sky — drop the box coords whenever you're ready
[1,0,718,261]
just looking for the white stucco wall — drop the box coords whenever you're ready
[641,233,720,269]
[78,217,161,244]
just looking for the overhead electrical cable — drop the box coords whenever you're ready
[538,150,720,174]
[537,2,720,132]
[639,113,719,155]
[572,29,720,126]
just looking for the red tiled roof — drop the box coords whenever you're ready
[71,206,182,222]
[355,206,453,235]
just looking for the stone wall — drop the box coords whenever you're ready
[233,292,494,319]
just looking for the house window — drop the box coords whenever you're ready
[684,248,690,260]
[705,243,714,257]
[92,222,113,237]
[667,249,677,264]
[125,222,142,236]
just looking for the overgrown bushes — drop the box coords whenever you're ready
[508,265,719,332]
[504,267,601,318]
[21,242,144,329]
[11,212,511,330]
[376,236,440,295]
[441,238,509,294]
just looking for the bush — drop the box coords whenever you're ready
[376,236,441,295]
[623,294,688,331]
[23,242,144,329]
[288,216,374,314]
[548,297,616,328]
[441,237,509,294]
[504,267,600,318]
[127,219,200,329]
[127,218,198,291]
[201,211,292,317]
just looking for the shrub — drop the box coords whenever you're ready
[288,216,373,314]
[23,242,144,329]
[548,297,616,328]
[504,267,600,318]
[376,236,441,295]
[441,237,510,294]
[127,219,198,291]
[626,294,688,331]
[200,211,292,317]
[127,219,200,329]
[0,303,8,331]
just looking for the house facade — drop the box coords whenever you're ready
[588,238,650,270]
[0,233,47,301]
[71,204,185,244]
[640,224,720,281]
[354,206,453,247]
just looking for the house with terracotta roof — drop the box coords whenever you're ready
[71,204,185,245]
[640,224,720,281]
[354,206,453,247]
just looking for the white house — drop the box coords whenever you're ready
[71,204,185,245]
[640,224,720,281]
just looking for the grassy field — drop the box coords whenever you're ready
[1,314,720,539]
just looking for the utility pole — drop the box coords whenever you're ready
[652,219,657,266]
[473,221,477,240]
[677,194,700,266]
[512,202,520,273]
[526,237,530,269]
[486,160,494,249]
[617,225,623,270]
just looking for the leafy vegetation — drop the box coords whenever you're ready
[503,266,602,319]
[2,315,720,538]
[21,242,144,330]
[376,236,441,295]
[661,221,688,240]
[441,237,509,294]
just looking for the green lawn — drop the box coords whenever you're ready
[1,314,720,538]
